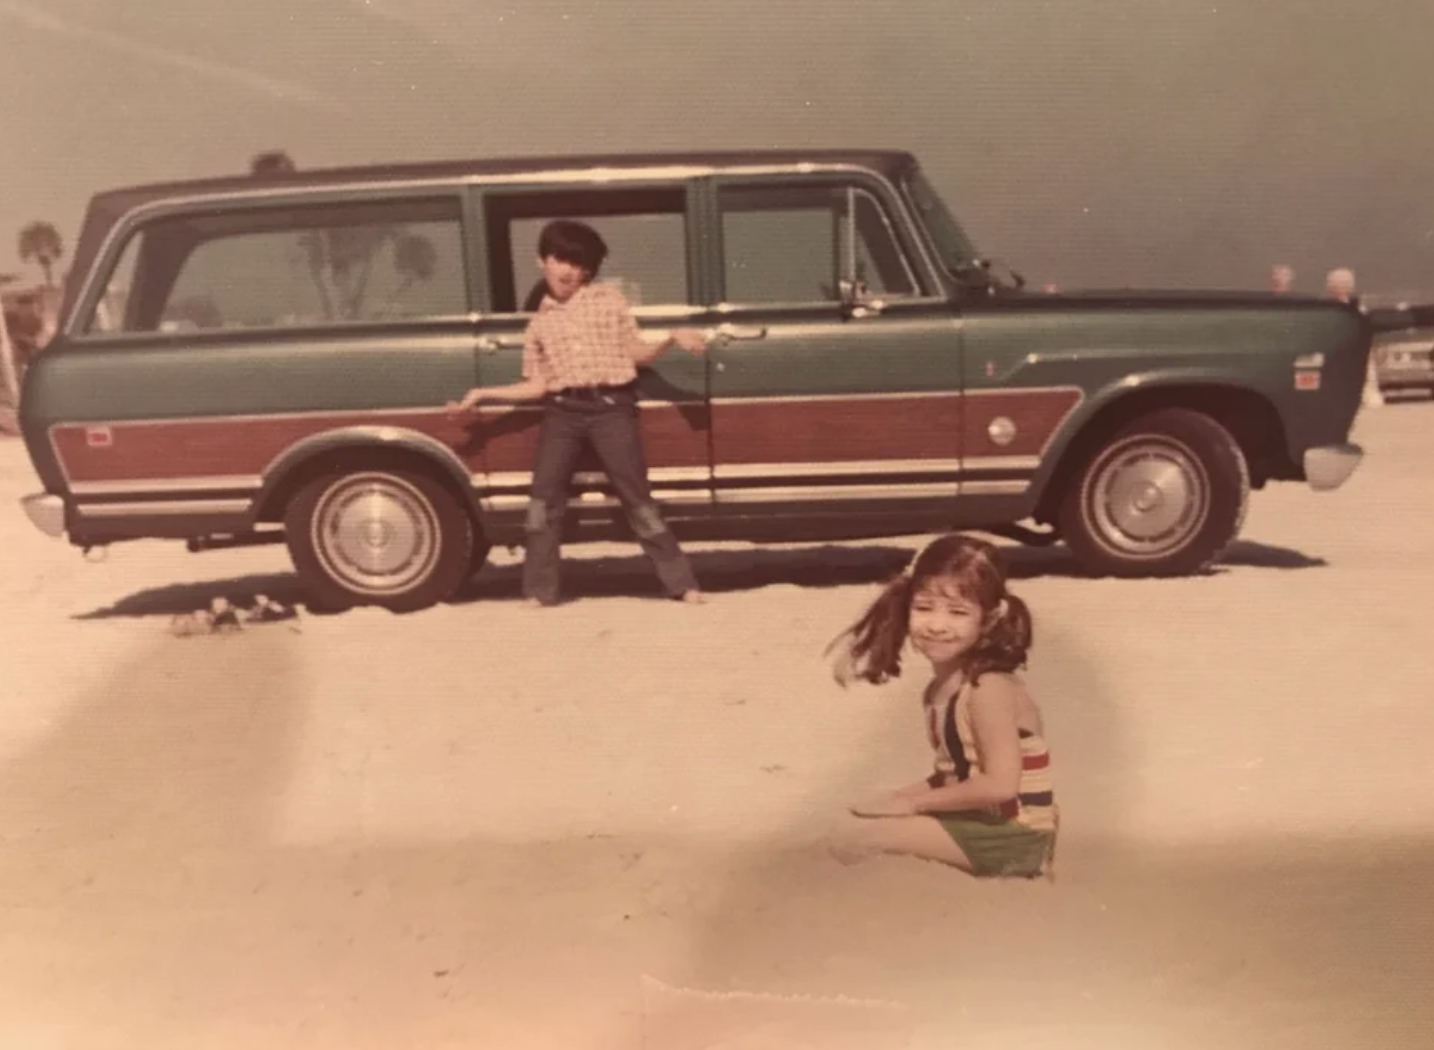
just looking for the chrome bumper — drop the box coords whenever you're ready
[20,493,66,537]
[1303,444,1363,492]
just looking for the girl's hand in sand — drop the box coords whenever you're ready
[849,793,919,819]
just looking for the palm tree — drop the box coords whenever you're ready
[1,305,20,409]
[249,152,340,319]
[18,221,63,288]
[324,224,398,318]
[380,233,438,316]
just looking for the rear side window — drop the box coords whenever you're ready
[83,196,468,334]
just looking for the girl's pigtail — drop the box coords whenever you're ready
[995,592,1034,658]
[968,590,1035,683]
[827,575,913,687]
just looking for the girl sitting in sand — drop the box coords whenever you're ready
[828,533,1058,878]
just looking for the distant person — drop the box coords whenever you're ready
[1326,267,1383,407]
[827,534,1058,879]
[446,220,709,606]
[1325,267,1356,303]
[1271,264,1295,293]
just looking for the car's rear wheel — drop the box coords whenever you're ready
[1057,407,1249,577]
[284,465,473,612]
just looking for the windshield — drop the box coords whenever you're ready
[901,169,981,278]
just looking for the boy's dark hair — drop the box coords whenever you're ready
[828,533,1033,687]
[538,219,608,277]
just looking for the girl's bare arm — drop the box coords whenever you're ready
[905,677,1025,813]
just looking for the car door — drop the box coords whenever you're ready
[464,179,712,526]
[701,172,963,528]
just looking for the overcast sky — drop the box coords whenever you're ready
[2,0,1431,293]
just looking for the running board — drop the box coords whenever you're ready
[186,531,287,553]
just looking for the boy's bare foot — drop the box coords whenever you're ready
[678,590,708,605]
[522,597,546,609]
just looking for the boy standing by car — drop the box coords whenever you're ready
[446,219,708,607]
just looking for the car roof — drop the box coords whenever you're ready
[92,148,918,211]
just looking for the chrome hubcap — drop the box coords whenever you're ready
[311,473,440,595]
[1088,438,1209,558]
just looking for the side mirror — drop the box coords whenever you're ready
[838,278,885,319]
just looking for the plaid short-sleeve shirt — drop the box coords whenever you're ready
[522,282,643,391]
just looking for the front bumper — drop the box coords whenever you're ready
[20,493,66,537]
[1303,444,1363,492]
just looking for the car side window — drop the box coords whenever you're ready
[718,181,922,305]
[482,186,691,314]
[87,233,142,334]
[82,196,467,334]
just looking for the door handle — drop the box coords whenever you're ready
[706,323,768,346]
[477,335,526,353]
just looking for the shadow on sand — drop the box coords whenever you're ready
[3,616,1427,1048]
[70,537,1324,622]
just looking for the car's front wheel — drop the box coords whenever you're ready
[1057,407,1249,577]
[284,465,473,612]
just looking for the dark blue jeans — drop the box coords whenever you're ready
[521,387,698,604]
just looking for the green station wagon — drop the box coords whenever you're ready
[16,149,1392,610]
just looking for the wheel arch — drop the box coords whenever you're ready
[1028,379,1288,525]
[254,426,486,531]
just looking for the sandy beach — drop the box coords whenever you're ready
[1,399,1431,1049]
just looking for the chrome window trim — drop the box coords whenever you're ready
[66,161,926,338]
[708,296,953,314]
[69,189,476,339]
[848,184,921,297]
[72,313,481,345]
[482,304,710,324]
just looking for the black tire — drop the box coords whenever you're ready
[1057,407,1249,577]
[283,465,473,613]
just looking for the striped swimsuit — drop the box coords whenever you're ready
[924,675,1058,832]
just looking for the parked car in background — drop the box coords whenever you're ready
[14,149,1414,611]
[1363,294,1434,398]
[1375,332,1434,397]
